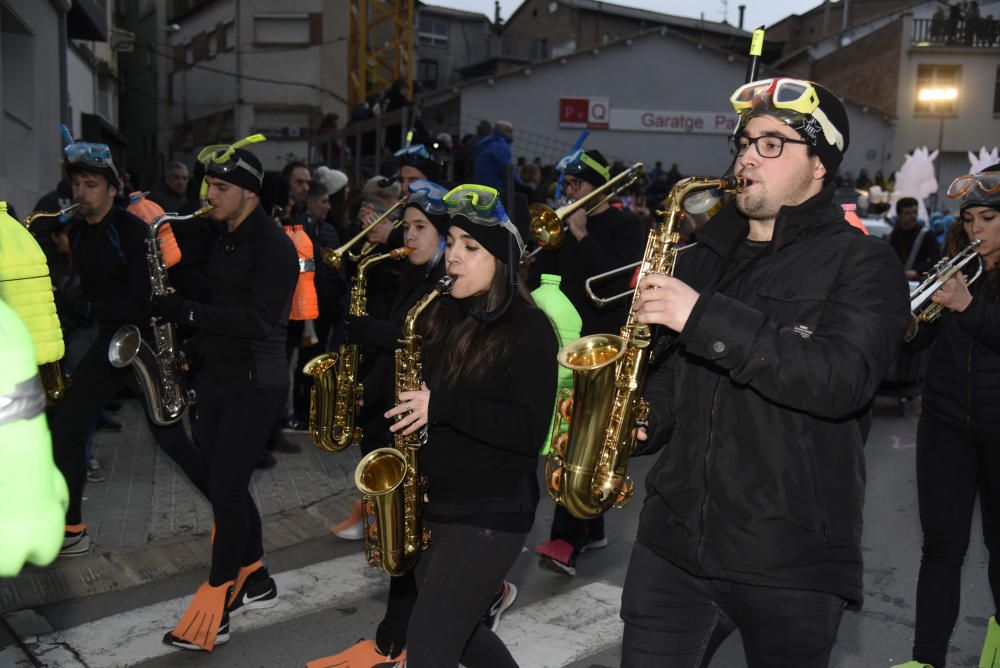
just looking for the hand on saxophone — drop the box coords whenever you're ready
[632,274,700,333]
[385,382,431,435]
[930,272,972,313]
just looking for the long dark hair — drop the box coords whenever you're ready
[419,258,534,385]
[944,216,1000,296]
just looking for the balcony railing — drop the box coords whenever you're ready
[911,17,1000,47]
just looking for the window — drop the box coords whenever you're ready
[417,59,439,90]
[530,38,549,60]
[207,28,217,58]
[222,20,235,51]
[994,65,1000,114]
[914,64,960,115]
[418,15,448,46]
[254,13,310,45]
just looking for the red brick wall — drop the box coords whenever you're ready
[810,18,902,116]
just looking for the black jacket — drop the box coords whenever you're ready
[886,223,940,275]
[169,205,298,388]
[530,205,645,336]
[637,184,910,606]
[68,206,152,334]
[423,297,558,533]
[910,275,1000,432]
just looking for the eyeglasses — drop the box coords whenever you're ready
[730,133,811,159]
[443,184,526,257]
[408,179,449,216]
[947,172,1000,199]
[394,144,432,160]
[197,134,266,181]
[730,77,844,152]
[562,176,585,191]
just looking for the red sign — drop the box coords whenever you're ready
[559,98,589,128]
[559,97,610,129]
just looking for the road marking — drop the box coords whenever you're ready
[8,554,624,668]
[500,581,624,668]
[9,553,384,667]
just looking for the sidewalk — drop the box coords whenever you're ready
[0,399,361,613]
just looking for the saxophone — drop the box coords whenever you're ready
[107,205,213,426]
[354,275,454,575]
[547,176,746,519]
[304,246,412,452]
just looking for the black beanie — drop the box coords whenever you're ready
[449,213,513,266]
[744,81,850,177]
[404,201,450,236]
[206,148,264,194]
[958,162,1000,213]
[569,149,611,188]
[399,153,443,183]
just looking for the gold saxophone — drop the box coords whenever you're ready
[23,203,80,229]
[546,176,746,519]
[107,205,213,426]
[304,246,412,452]
[354,275,454,575]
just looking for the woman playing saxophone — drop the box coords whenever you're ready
[380,184,557,666]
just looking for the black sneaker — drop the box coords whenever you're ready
[281,416,308,433]
[163,612,230,650]
[482,580,517,631]
[227,568,278,616]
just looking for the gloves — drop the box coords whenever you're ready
[150,293,186,323]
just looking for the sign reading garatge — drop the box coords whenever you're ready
[609,109,737,134]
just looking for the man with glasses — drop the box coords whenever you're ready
[152,142,299,652]
[530,148,645,577]
[48,142,208,560]
[621,79,911,666]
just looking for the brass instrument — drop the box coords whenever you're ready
[107,205,213,426]
[527,163,644,256]
[354,275,454,575]
[304,246,413,452]
[547,176,746,519]
[905,239,984,341]
[38,360,70,406]
[23,204,80,229]
[320,198,407,270]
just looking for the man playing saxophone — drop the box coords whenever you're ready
[152,143,298,652]
[622,79,911,666]
[48,141,208,559]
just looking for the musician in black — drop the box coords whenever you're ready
[893,165,1000,668]
[154,145,298,652]
[625,79,909,666]
[529,148,645,576]
[48,142,207,559]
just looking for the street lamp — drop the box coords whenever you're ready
[917,85,958,208]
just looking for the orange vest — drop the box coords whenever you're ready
[285,225,319,320]
[127,192,183,267]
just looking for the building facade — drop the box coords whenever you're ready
[421,28,894,180]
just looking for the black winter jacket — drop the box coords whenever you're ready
[910,275,1000,432]
[169,205,298,388]
[637,184,910,606]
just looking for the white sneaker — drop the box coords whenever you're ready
[332,520,365,540]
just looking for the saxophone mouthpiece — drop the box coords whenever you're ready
[391,247,414,258]
[437,275,455,292]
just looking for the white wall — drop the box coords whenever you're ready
[447,31,894,180]
[0,1,65,213]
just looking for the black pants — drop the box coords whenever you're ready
[197,379,286,585]
[551,503,604,555]
[406,521,525,667]
[375,571,417,658]
[912,414,1000,667]
[49,332,208,526]
[621,541,847,668]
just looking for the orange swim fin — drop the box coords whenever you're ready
[304,639,405,667]
[163,580,233,652]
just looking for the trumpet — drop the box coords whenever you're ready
[23,203,80,229]
[321,198,407,270]
[526,163,644,256]
[905,239,983,341]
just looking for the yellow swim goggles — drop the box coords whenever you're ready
[730,78,844,151]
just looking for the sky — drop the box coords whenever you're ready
[427,0,831,31]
